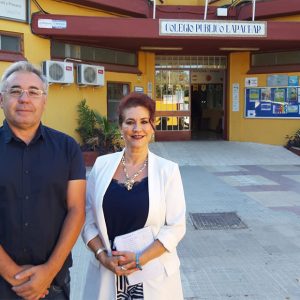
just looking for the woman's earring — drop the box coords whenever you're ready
[151,133,155,143]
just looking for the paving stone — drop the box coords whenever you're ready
[244,191,300,207]
[283,174,300,183]
[70,142,300,300]
[219,175,278,187]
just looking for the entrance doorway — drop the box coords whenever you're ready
[155,55,226,141]
[191,82,224,140]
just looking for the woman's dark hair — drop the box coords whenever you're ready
[118,92,156,128]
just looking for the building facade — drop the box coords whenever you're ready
[1,0,300,145]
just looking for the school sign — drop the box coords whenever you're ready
[159,20,267,37]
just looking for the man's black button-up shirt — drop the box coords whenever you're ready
[0,121,86,287]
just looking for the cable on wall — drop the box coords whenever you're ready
[32,0,49,14]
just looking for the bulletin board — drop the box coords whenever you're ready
[244,86,300,119]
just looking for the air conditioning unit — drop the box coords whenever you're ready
[77,64,105,86]
[42,60,74,84]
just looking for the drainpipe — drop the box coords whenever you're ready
[252,0,256,21]
[153,0,156,19]
[204,0,209,20]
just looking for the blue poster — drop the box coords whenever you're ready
[267,75,288,87]
[245,86,300,118]
[288,76,299,86]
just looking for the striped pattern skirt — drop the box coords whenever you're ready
[117,275,144,300]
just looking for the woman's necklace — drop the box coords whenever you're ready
[121,154,148,191]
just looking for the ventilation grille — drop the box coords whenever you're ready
[49,63,64,81]
[190,212,248,230]
[84,66,97,83]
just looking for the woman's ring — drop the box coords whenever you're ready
[120,266,127,271]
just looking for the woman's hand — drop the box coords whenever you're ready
[97,250,141,276]
[97,251,119,274]
[111,251,138,276]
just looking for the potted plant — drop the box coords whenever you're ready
[285,129,300,156]
[76,99,124,166]
[94,112,123,155]
[76,99,99,166]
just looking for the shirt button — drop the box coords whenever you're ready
[24,222,29,227]
[25,195,29,200]
[23,248,27,252]
[25,170,29,174]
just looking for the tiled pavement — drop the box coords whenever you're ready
[70,141,300,300]
[211,164,300,217]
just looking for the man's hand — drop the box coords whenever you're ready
[3,264,31,287]
[0,246,33,288]
[12,264,53,300]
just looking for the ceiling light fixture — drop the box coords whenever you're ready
[219,47,260,51]
[140,46,183,51]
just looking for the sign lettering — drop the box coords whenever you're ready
[160,20,267,37]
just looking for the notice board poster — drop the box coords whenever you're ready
[0,0,28,22]
[245,86,300,118]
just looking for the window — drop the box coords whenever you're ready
[252,51,300,67]
[52,41,137,66]
[155,116,190,131]
[107,82,130,123]
[0,32,23,62]
[249,51,300,73]
[0,33,22,53]
[155,70,190,112]
[156,55,227,69]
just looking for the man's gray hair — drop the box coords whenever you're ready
[0,61,48,93]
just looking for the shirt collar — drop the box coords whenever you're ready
[3,120,45,144]
[3,120,14,143]
[32,123,45,143]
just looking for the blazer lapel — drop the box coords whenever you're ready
[96,149,124,250]
[145,150,163,229]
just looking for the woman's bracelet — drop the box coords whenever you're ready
[95,247,107,260]
[135,253,143,270]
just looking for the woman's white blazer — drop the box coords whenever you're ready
[81,149,186,300]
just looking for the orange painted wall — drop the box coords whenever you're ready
[0,1,155,143]
[228,52,300,145]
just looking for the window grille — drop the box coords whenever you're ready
[51,41,137,66]
[156,55,227,69]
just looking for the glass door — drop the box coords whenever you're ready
[107,82,130,123]
[155,70,191,140]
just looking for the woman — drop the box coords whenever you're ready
[82,92,186,300]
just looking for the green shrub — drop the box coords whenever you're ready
[94,112,124,154]
[75,99,97,146]
[285,129,300,149]
[76,99,124,153]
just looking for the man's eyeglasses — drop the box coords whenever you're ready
[4,88,46,98]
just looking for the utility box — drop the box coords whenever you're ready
[217,7,228,17]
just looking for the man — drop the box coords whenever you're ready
[0,61,86,299]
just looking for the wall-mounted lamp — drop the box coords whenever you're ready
[217,7,228,17]
[219,47,260,51]
[140,46,183,51]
